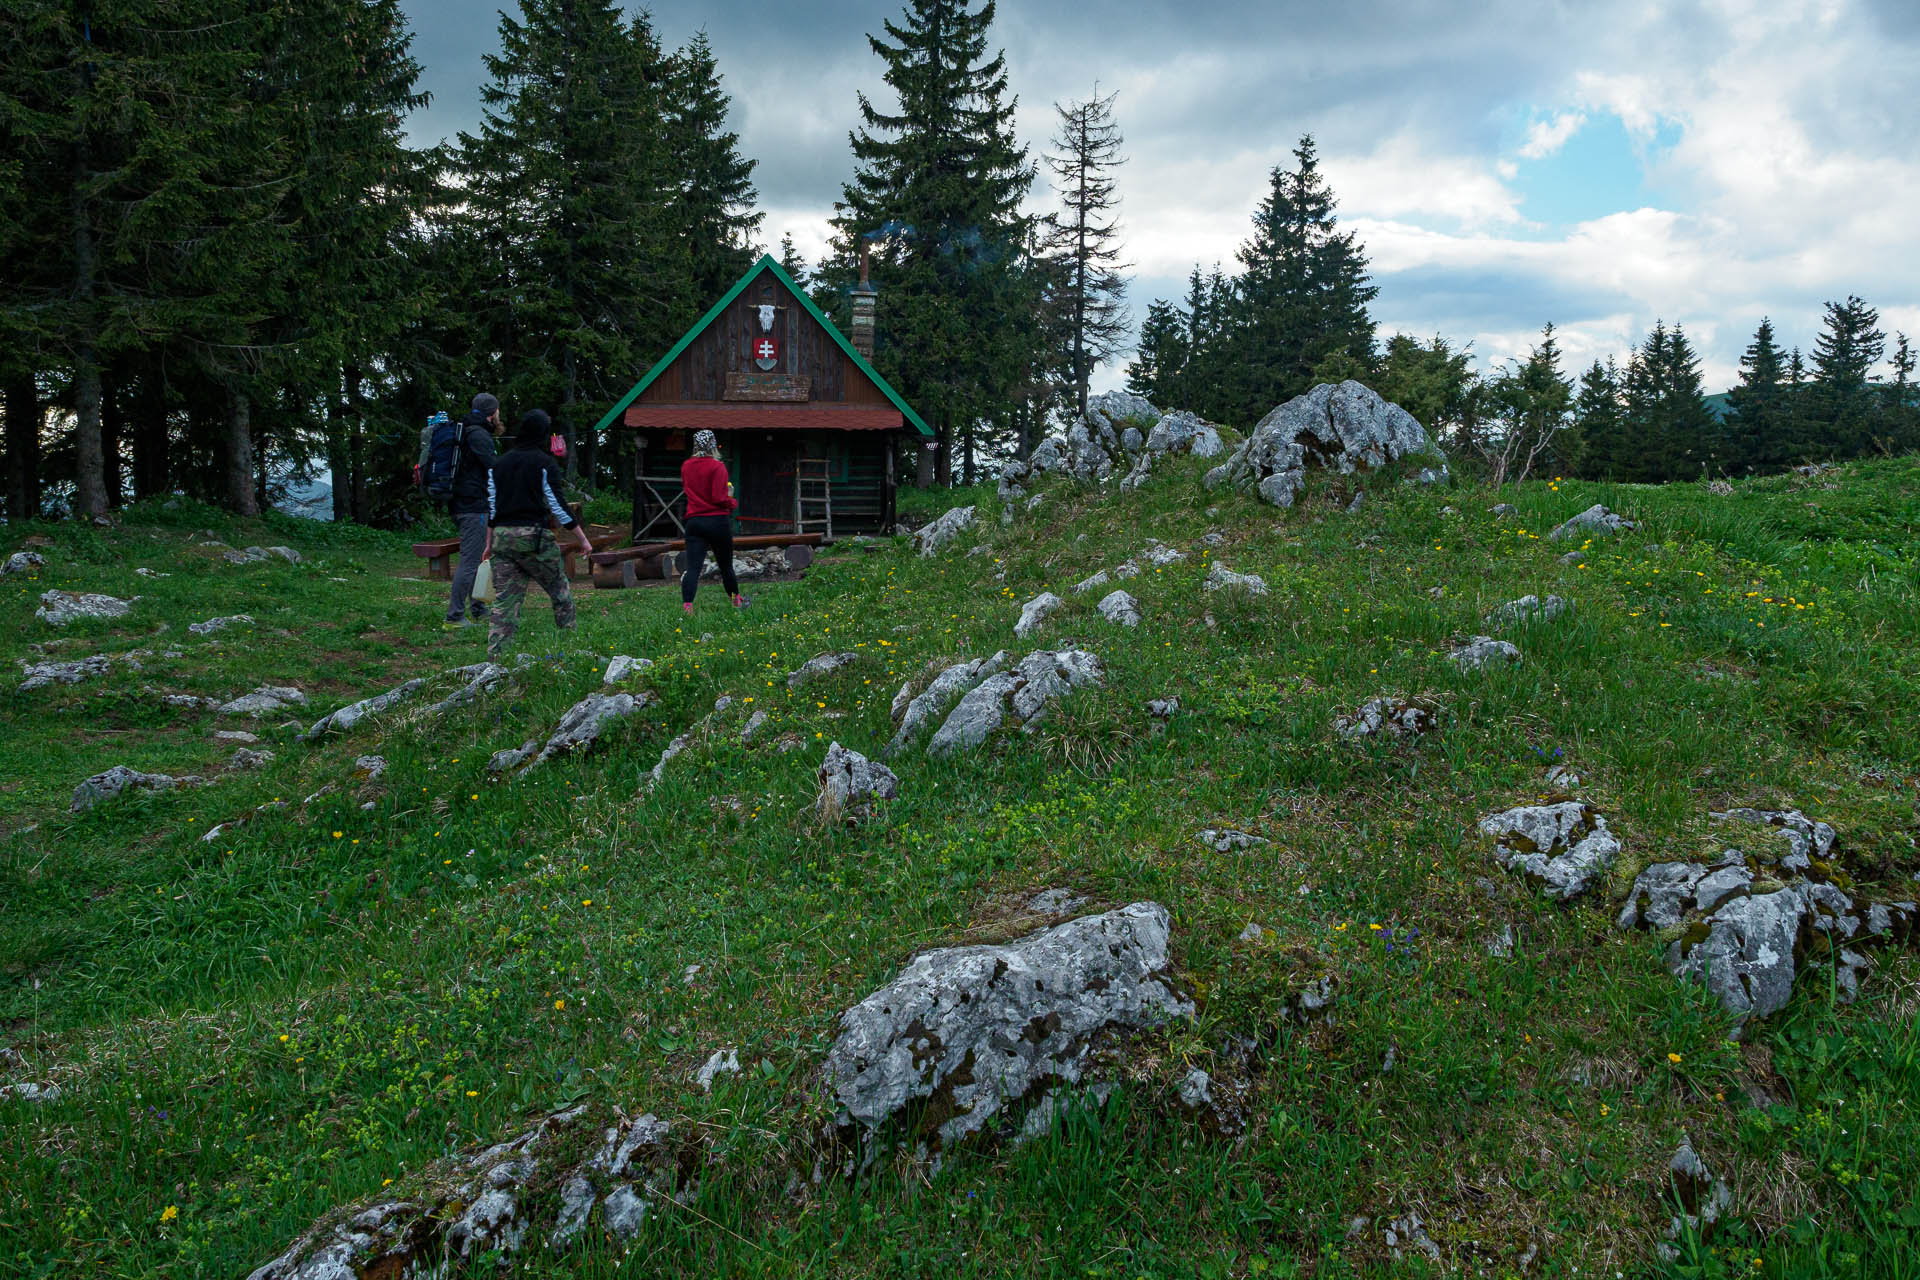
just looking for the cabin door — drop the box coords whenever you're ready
[732,433,797,534]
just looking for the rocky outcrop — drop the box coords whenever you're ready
[914,505,976,557]
[18,655,116,691]
[885,653,1010,757]
[1334,697,1440,741]
[2,551,47,575]
[1485,594,1569,628]
[426,663,509,716]
[1002,393,1224,498]
[787,651,858,689]
[218,686,307,717]
[925,649,1103,758]
[222,545,302,566]
[188,614,255,636]
[36,590,132,626]
[1203,563,1267,596]
[1618,808,1912,1027]
[245,1106,683,1280]
[602,655,652,685]
[71,765,204,812]
[499,692,648,779]
[306,678,427,739]
[1096,590,1142,627]
[1449,636,1520,671]
[822,902,1191,1156]
[1203,381,1447,508]
[1479,801,1621,900]
[817,742,899,819]
[1013,592,1065,639]
[1548,504,1635,541]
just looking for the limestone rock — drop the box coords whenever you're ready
[1096,590,1141,627]
[426,663,510,716]
[1143,543,1186,567]
[694,1048,741,1092]
[0,1081,60,1103]
[306,678,427,739]
[265,546,302,563]
[1013,592,1066,639]
[787,651,858,689]
[1027,887,1089,915]
[219,686,307,717]
[1071,569,1110,595]
[352,755,387,783]
[926,649,1103,757]
[1479,801,1621,900]
[1665,1137,1734,1241]
[914,505,976,557]
[1198,828,1267,853]
[1667,888,1808,1023]
[885,652,1009,757]
[1203,380,1447,508]
[18,655,115,691]
[1491,503,1516,516]
[1334,696,1439,741]
[1712,807,1834,872]
[822,902,1192,1152]
[1203,563,1267,596]
[1146,696,1180,721]
[741,709,769,742]
[817,741,898,819]
[1449,635,1520,671]
[228,748,275,770]
[1111,560,1141,579]
[1548,504,1636,541]
[189,614,256,636]
[2,551,46,575]
[512,692,645,776]
[488,741,539,775]
[1485,594,1569,628]
[603,655,652,685]
[36,590,132,626]
[71,765,203,812]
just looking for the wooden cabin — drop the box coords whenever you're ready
[593,255,932,542]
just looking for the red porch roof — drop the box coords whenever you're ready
[622,404,903,431]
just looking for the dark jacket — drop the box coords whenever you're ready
[489,443,577,530]
[450,413,499,515]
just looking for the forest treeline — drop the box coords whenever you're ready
[3,0,1914,523]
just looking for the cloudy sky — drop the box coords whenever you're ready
[399,0,1920,395]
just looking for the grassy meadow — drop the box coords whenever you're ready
[1,456,1917,1279]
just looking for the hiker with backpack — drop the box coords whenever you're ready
[485,409,590,660]
[425,394,503,629]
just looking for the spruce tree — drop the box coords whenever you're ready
[1621,323,1714,480]
[832,0,1037,484]
[1573,358,1624,479]
[1809,295,1885,458]
[1883,332,1917,453]
[1374,333,1479,451]
[1038,87,1129,419]
[1218,136,1377,424]
[666,32,762,303]
[1126,299,1188,405]
[457,0,688,485]
[1722,318,1788,473]
[777,234,811,291]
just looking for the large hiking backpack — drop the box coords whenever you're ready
[423,415,463,500]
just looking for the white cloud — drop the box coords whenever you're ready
[1517,111,1586,159]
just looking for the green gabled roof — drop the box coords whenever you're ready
[592,254,933,438]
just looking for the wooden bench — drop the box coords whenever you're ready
[414,522,625,582]
[589,533,822,589]
[412,538,461,580]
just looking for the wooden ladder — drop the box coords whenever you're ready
[795,457,833,541]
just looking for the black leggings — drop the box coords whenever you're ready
[681,514,739,602]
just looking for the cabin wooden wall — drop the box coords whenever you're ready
[636,268,891,407]
[629,429,895,539]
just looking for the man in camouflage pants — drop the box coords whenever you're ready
[486,526,576,661]
[484,409,590,661]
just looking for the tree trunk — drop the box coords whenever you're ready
[935,420,952,487]
[962,422,975,486]
[226,387,258,515]
[101,365,126,507]
[344,363,368,523]
[131,364,169,499]
[326,371,351,521]
[73,348,107,517]
[5,375,42,519]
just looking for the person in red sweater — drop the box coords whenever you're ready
[679,429,746,614]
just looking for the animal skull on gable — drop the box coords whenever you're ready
[757,304,776,332]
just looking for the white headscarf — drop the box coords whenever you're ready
[692,429,720,458]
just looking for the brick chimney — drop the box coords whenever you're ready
[851,241,877,359]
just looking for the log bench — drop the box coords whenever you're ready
[589,532,822,589]
[413,523,626,582]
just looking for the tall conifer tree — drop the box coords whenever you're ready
[1039,88,1129,419]
[1722,318,1787,473]
[1809,295,1885,457]
[666,32,762,303]
[832,0,1038,484]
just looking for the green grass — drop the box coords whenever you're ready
[1,460,1917,1278]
